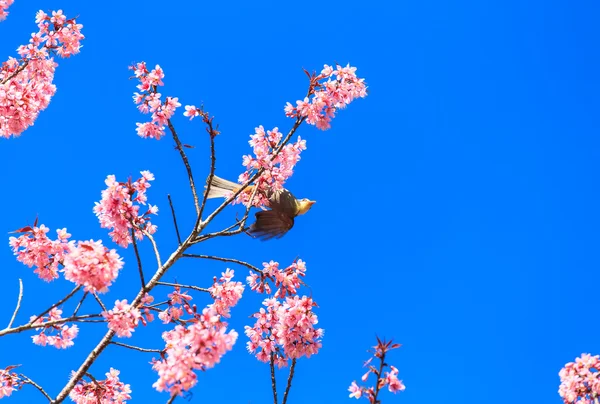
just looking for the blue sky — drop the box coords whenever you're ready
[1,0,599,403]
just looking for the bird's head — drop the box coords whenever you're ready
[297,198,316,215]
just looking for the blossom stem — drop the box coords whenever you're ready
[167,119,200,218]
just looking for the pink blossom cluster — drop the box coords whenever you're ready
[29,308,78,349]
[247,259,306,298]
[62,240,124,294]
[349,338,405,402]
[559,353,600,403]
[285,64,367,130]
[208,269,244,317]
[69,368,131,404]
[130,62,181,139]
[152,307,238,396]
[9,224,71,282]
[139,293,155,323]
[0,0,14,21]
[158,287,194,324]
[236,126,307,207]
[245,296,323,368]
[0,367,20,399]
[93,171,158,248]
[103,300,142,338]
[1,10,83,138]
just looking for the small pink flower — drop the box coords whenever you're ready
[209,269,245,317]
[103,300,142,338]
[62,240,123,293]
[69,368,131,403]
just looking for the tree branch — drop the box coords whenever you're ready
[182,253,262,273]
[109,341,162,353]
[167,194,182,245]
[19,373,52,402]
[27,285,81,326]
[131,228,146,291]
[282,358,296,404]
[7,279,23,329]
[167,119,200,217]
[155,281,210,293]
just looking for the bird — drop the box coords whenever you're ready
[205,175,316,240]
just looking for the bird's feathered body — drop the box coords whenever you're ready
[205,175,315,240]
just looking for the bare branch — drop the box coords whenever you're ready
[167,119,200,217]
[166,394,177,404]
[182,253,262,273]
[91,293,107,313]
[109,341,162,353]
[197,112,218,223]
[270,353,278,404]
[156,281,210,293]
[142,228,162,269]
[7,279,23,329]
[282,358,297,404]
[72,292,88,317]
[0,314,103,337]
[167,194,182,245]
[131,228,146,290]
[19,373,52,402]
[28,285,81,326]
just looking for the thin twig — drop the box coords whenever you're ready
[92,293,107,312]
[182,254,262,273]
[167,119,200,217]
[131,228,146,290]
[72,292,88,317]
[109,341,162,353]
[167,194,182,245]
[0,314,103,337]
[156,281,210,293]
[28,285,81,326]
[1,60,29,85]
[282,358,296,404]
[166,394,177,404]
[142,228,162,269]
[19,374,52,402]
[270,353,278,404]
[7,279,23,329]
[197,113,218,223]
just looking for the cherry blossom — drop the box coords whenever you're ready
[29,308,78,349]
[1,10,84,138]
[245,295,323,368]
[559,353,600,403]
[247,259,306,298]
[349,337,405,402]
[152,307,238,396]
[103,300,142,338]
[63,240,123,294]
[93,171,158,248]
[235,126,307,208]
[9,225,71,282]
[0,0,13,21]
[130,62,180,139]
[285,63,367,130]
[69,368,131,404]
[209,269,244,317]
[0,367,21,398]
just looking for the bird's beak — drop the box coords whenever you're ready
[308,200,316,207]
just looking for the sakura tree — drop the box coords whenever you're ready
[0,4,408,404]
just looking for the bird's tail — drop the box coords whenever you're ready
[206,175,241,199]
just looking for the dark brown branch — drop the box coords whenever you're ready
[1,59,29,85]
[166,394,177,404]
[167,119,200,217]
[282,359,296,404]
[0,314,103,337]
[270,353,278,404]
[182,254,262,273]
[155,281,210,293]
[167,194,182,245]
[19,374,52,402]
[7,279,23,329]
[109,341,162,353]
[131,228,146,290]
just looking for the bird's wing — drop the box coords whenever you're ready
[248,210,295,240]
[266,188,299,217]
